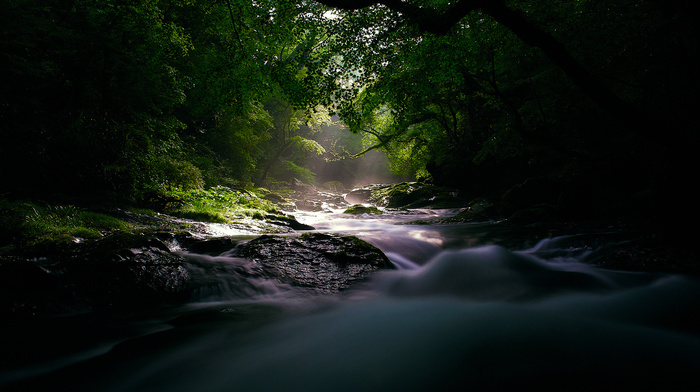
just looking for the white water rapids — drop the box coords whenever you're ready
[3,207,700,391]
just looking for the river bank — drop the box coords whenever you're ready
[2,183,697,315]
[2,188,699,391]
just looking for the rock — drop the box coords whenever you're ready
[402,199,500,225]
[184,237,241,255]
[234,233,394,293]
[345,188,374,205]
[291,178,315,194]
[262,192,287,204]
[0,234,193,317]
[501,177,561,218]
[265,214,315,230]
[258,190,296,211]
[343,204,382,215]
[295,199,324,212]
[315,191,350,210]
[368,182,467,209]
[323,181,346,193]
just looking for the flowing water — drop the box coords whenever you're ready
[3,206,700,391]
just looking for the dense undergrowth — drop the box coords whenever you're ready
[163,186,283,223]
[0,199,133,248]
[0,186,287,252]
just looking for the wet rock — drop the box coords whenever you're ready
[343,204,382,215]
[353,182,467,209]
[0,234,193,317]
[257,189,296,211]
[235,233,394,294]
[405,199,500,224]
[345,188,374,205]
[295,199,324,212]
[595,240,700,275]
[184,237,241,255]
[293,191,348,212]
[322,181,346,193]
[265,214,315,230]
[315,191,350,210]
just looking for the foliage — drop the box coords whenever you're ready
[315,0,698,208]
[164,186,281,224]
[0,198,132,247]
[1,0,340,200]
[2,0,697,224]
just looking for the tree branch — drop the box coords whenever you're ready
[315,0,480,34]
[316,0,661,139]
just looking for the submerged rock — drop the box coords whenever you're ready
[235,233,394,294]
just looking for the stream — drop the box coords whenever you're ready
[3,205,700,391]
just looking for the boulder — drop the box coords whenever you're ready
[369,182,467,209]
[345,188,374,205]
[0,233,192,317]
[343,204,382,215]
[322,181,346,193]
[295,199,324,212]
[234,233,394,293]
[264,214,315,230]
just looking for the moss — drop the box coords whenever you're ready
[348,235,376,250]
[343,204,382,215]
[163,186,282,224]
[0,199,134,246]
[1,185,293,249]
[173,210,228,223]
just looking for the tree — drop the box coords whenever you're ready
[315,0,680,140]
[1,0,339,197]
[310,0,699,227]
[1,0,195,196]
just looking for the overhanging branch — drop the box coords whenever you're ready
[316,0,661,139]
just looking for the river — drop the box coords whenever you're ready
[2,206,700,391]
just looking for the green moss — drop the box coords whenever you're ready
[348,235,376,250]
[0,185,287,248]
[163,186,281,224]
[0,199,133,246]
[343,204,382,215]
[173,210,228,223]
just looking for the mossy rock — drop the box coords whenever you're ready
[343,205,382,215]
[0,232,193,317]
[264,214,315,230]
[369,182,466,208]
[235,233,394,293]
[323,181,346,192]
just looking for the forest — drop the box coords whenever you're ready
[3,1,700,390]
[0,0,698,224]
[2,0,698,230]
